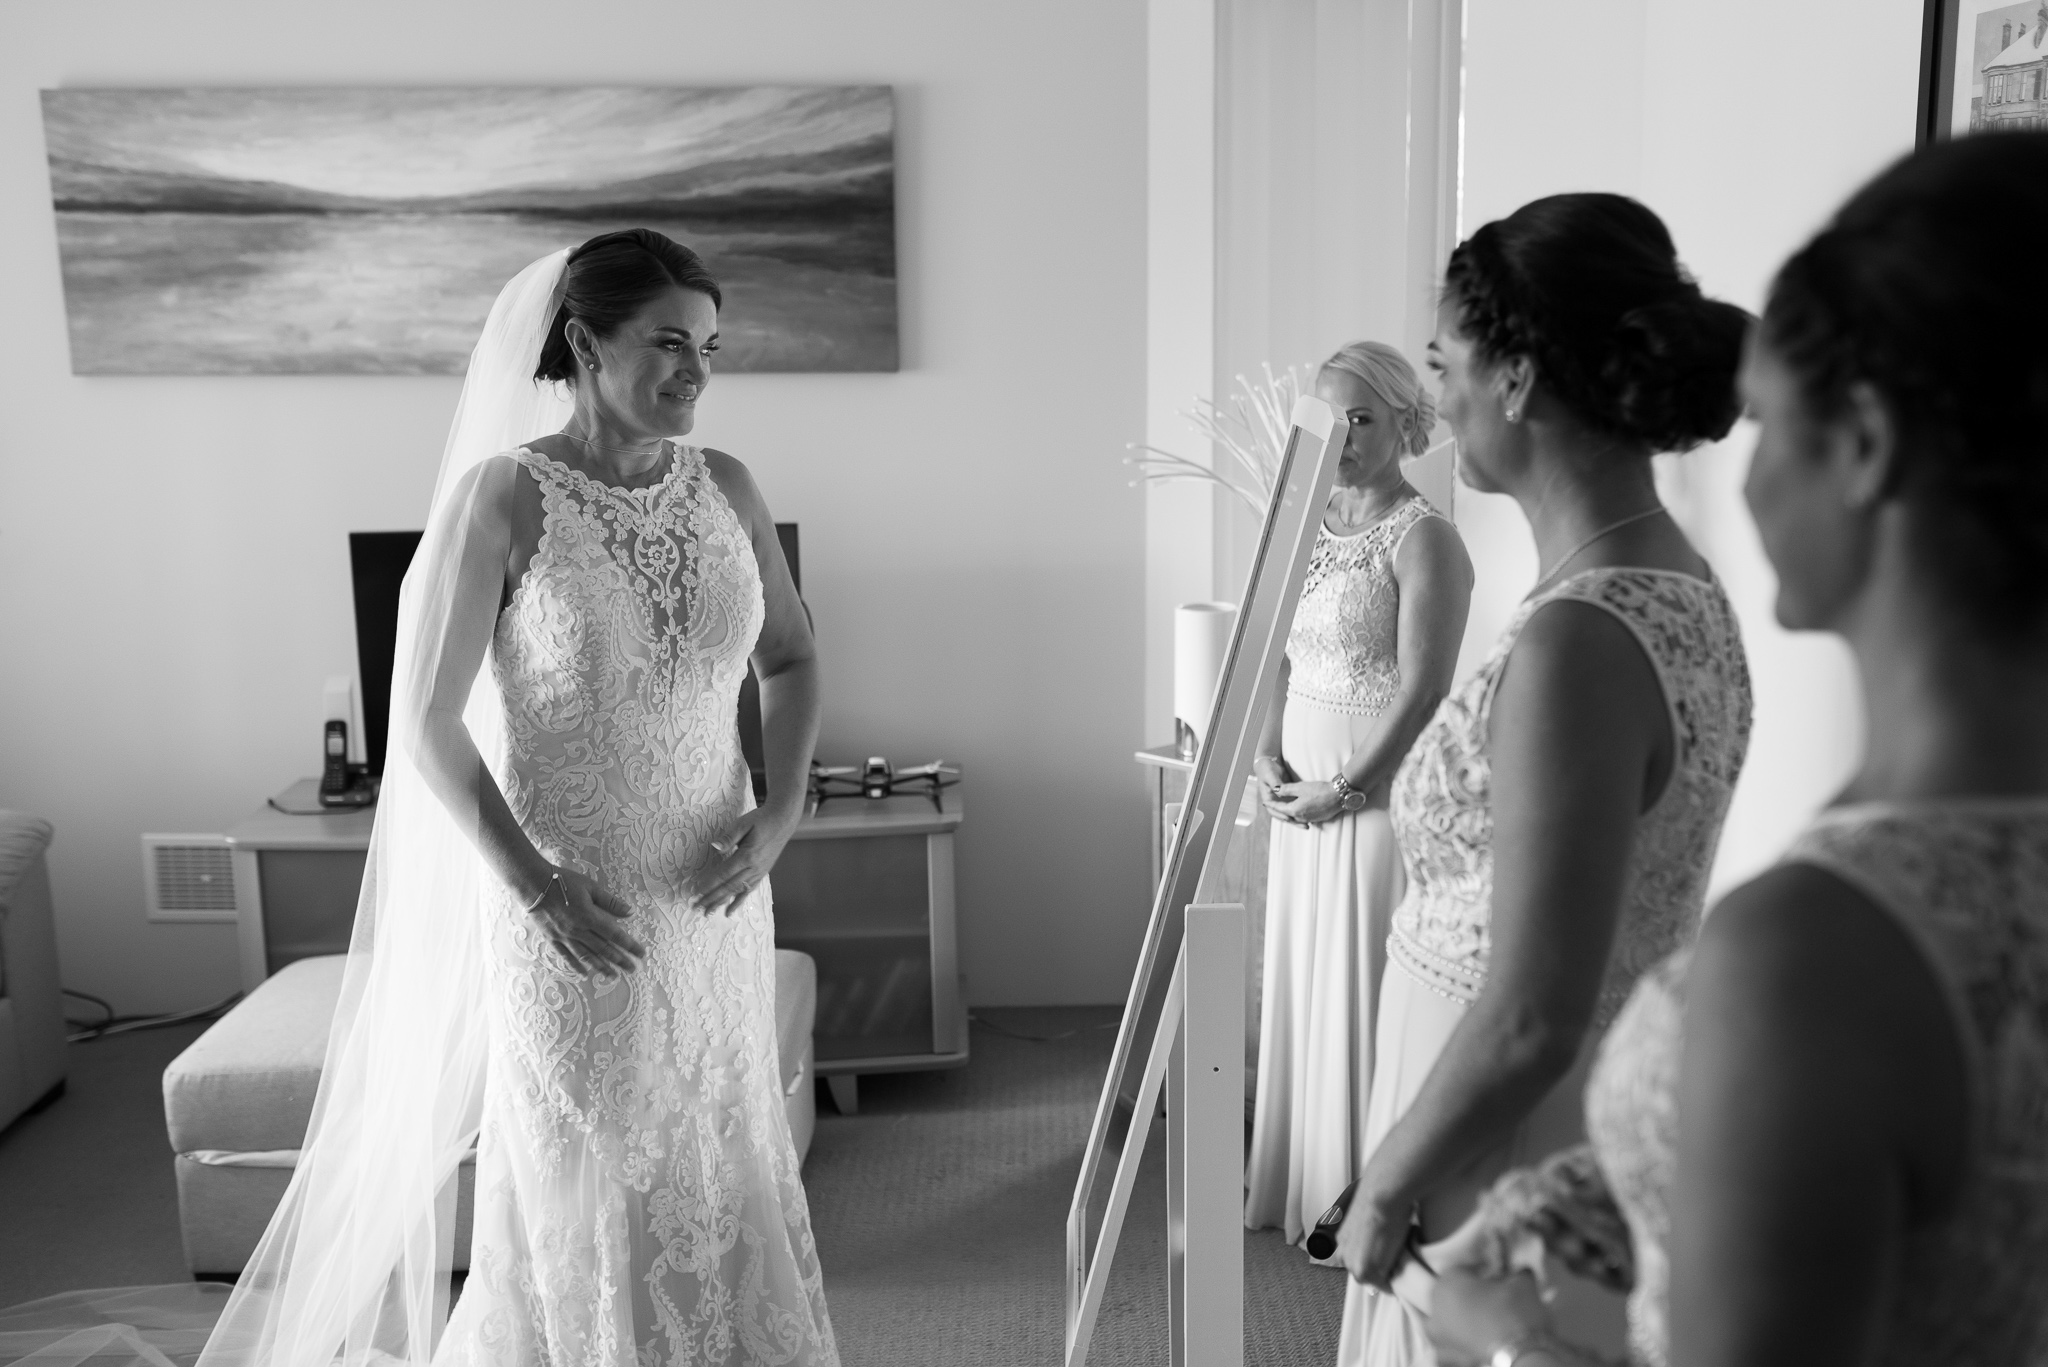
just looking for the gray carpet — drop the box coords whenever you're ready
[0,1021,207,1299]
[805,1008,1343,1367]
[0,1010,1343,1365]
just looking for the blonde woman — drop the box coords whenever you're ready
[1246,341,1474,1246]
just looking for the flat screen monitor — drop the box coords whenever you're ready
[349,523,798,780]
[349,531,423,778]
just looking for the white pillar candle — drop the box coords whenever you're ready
[1173,601,1237,757]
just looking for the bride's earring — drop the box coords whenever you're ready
[1505,407,1520,423]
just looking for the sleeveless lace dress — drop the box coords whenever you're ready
[1246,496,1443,1244]
[1584,801,2048,1366]
[437,446,838,1366]
[1337,568,1752,1367]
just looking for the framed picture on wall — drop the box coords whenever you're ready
[1922,0,2048,143]
[40,87,898,375]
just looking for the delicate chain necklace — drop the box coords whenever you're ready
[563,430,667,459]
[1326,481,1413,534]
[1533,505,1666,589]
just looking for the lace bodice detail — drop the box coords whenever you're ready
[1286,497,1440,715]
[492,445,763,910]
[1386,569,1752,1028]
[1586,803,2048,1366]
[454,444,835,1365]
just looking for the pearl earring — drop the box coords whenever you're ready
[586,361,597,371]
[1505,408,1520,423]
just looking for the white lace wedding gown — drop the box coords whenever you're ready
[1245,496,1440,1244]
[436,444,837,1366]
[1336,568,1752,1367]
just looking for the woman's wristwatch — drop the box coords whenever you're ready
[1330,772,1369,812]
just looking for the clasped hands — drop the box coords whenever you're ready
[1335,1186,1565,1367]
[1254,755,1349,826]
[522,804,801,980]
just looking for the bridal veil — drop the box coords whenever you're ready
[189,248,576,1366]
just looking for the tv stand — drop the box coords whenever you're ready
[227,779,970,1113]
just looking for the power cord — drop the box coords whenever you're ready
[63,988,241,1044]
[968,1012,1121,1044]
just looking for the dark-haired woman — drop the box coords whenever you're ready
[196,231,835,1367]
[1424,134,2048,1367]
[1330,195,1754,1366]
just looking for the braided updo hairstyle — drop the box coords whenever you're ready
[1321,340,1439,458]
[533,228,722,384]
[1762,133,2048,639]
[1443,193,1751,454]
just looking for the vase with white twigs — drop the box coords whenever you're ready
[1124,363,1311,514]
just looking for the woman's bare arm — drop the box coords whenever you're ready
[689,451,821,913]
[1339,515,1473,794]
[405,459,555,905]
[1255,658,1293,787]
[1667,865,1967,1367]
[1340,599,1666,1280]
[405,458,643,974]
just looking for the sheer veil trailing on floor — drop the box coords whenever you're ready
[0,252,577,1367]
[184,249,578,1365]
[181,249,580,1367]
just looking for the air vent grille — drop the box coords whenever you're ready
[142,835,237,922]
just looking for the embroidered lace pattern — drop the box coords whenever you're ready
[437,445,838,1366]
[1385,569,1752,1025]
[1285,497,1441,716]
[1586,803,2048,1366]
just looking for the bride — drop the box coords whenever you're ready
[199,230,837,1365]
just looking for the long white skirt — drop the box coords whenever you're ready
[1244,699,1405,1244]
[1334,961,1616,1367]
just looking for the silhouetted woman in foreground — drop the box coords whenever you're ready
[1427,131,2048,1367]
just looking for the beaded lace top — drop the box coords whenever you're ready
[1286,496,1441,716]
[1586,801,2048,1366]
[1385,568,1752,1025]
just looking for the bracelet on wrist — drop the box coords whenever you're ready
[521,870,563,915]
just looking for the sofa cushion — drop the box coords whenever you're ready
[0,812,55,1002]
[0,812,54,914]
[164,955,341,1154]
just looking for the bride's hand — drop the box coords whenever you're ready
[689,807,796,917]
[526,868,645,979]
[1424,1269,1558,1366]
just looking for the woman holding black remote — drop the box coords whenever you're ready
[1331,194,1753,1366]
[1424,130,2048,1367]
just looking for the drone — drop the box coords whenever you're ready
[809,758,960,811]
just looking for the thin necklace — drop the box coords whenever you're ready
[1533,505,1665,588]
[1327,482,1411,533]
[563,431,667,459]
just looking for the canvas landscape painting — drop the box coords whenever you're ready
[40,86,897,374]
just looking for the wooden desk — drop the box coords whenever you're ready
[1134,746,1267,1103]
[226,783,374,990]
[227,779,968,1114]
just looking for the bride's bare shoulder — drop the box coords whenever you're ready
[431,453,540,536]
[700,447,770,520]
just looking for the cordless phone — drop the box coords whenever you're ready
[320,720,350,802]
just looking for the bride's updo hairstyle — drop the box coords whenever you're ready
[1321,340,1439,458]
[533,228,722,384]
[1763,133,2048,639]
[1443,193,1750,454]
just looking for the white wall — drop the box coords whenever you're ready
[0,0,1152,1013]
[1454,0,1923,892]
